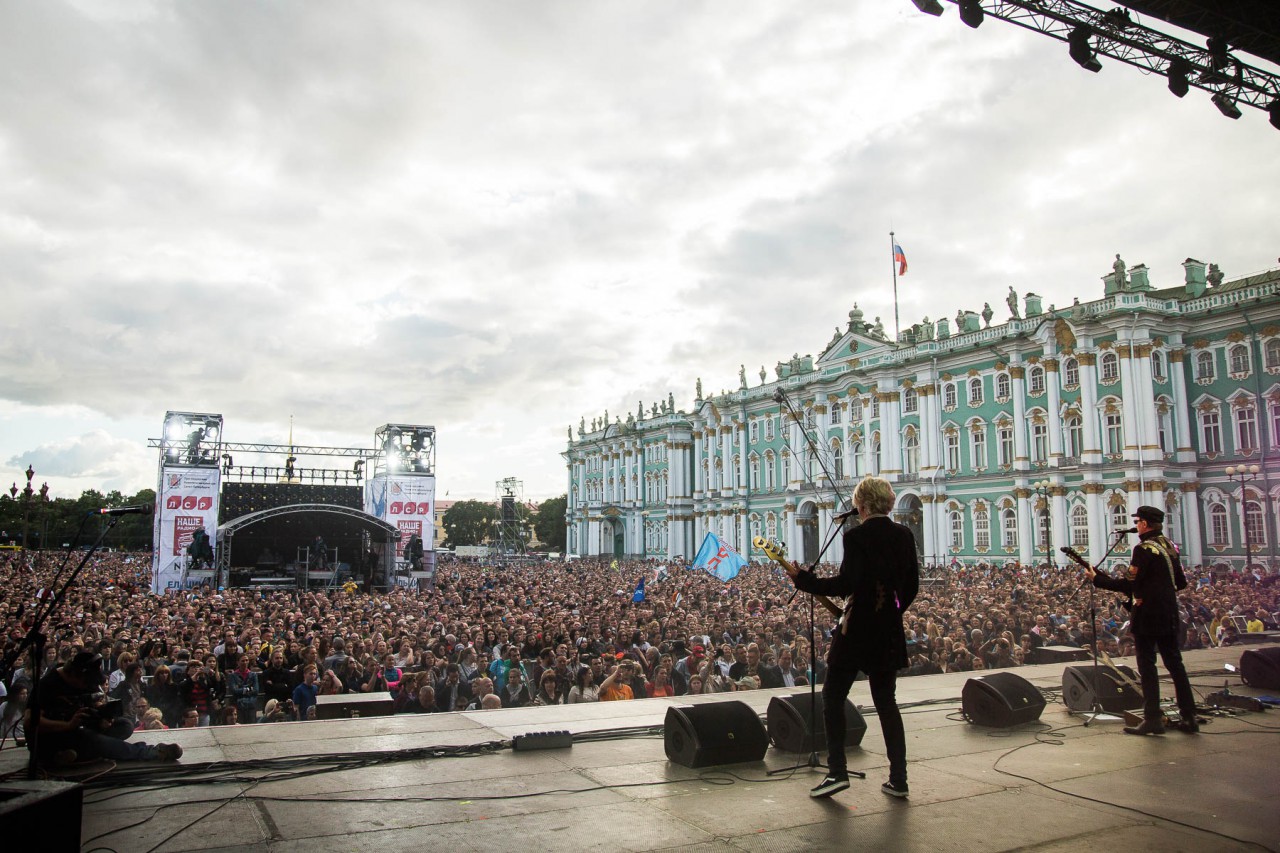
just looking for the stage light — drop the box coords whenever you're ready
[1068,25,1102,73]
[1211,92,1242,119]
[910,0,944,15]
[1167,57,1190,98]
[1207,35,1229,72]
[1269,99,1280,131]
[958,0,983,28]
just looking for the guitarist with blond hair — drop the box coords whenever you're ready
[784,475,918,800]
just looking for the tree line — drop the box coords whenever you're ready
[0,487,157,552]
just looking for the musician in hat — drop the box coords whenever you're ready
[1085,505,1198,735]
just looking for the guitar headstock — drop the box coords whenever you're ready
[752,536,786,563]
[1060,546,1089,569]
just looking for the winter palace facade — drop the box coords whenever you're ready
[564,257,1280,571]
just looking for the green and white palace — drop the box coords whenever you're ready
[565,257,1280,571]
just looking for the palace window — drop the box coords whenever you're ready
[749,420,759,443]
[1266,338,1280,370]
[1209,502,1228,546]
[1063,358,1079,387]
[968,377,983,406]
[749,456,760,490]
[764,451,776,491]
[998,425,1014,468]
[996,373,1010,400]
[904,434,919,475]
[1065,415,1083,458]
[830,405,842,425]
[903,388,918,414]
[1230,344,1250,376]
[1029,366,1045,394]
[1235,403,1259,452]
[1151,351,1166,382]
[1071,505,1089,547]
[972,426,988,470]
[974,507,990,549]
[831,438,844,480]
[1002,508,1018,548]
[1196,351,1215,382]
[1104,411,1123,455]
[850,398,863,422]
[1031,421,1048,463]
[851,441,864,478]
[943,383,957,409]
[872,434,882,475]
[1100,351,1120,382]
[945,432,960,472]
[949,511,964,549]
[1201,409,1223,454]
[1246,500,1266,545]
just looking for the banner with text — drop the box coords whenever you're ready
[152,466,222,593]
[365,474,435,565]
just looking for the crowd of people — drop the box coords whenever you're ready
[1,546,1276,744]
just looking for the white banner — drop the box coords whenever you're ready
[366,473,435,563]
[152,466,222,593]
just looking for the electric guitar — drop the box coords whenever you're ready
[753,536,845,620]
[1061,546,1133,612]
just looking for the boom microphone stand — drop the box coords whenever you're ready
[765,387,863,780]
[1062,530,1131,726]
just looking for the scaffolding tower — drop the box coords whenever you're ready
[493,477,528,558]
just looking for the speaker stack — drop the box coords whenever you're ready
[1061,664,1142,713]
[1240,647,1280,690]
[663,701,769,768]
[766,692,865,752]
[962,672,1046,727]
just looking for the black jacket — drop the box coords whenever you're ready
[1092,532,1186,636]
[794,515,919,673]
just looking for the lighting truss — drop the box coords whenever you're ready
[926,0,1280,119]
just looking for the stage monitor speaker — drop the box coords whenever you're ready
[1240,647,1280,690]
[962,672,1046,727]
[664,701,769,768]
[1061,664,1141,713]
[767,692,865,753]
[1029,645,1090,665]
[0,780,82,853]
[315,692,395,719]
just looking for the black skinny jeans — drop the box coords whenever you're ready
[823,665,906,784]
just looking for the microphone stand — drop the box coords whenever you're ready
[767,516,864,779]
[1,512,122,778]
[1072,531,1131,726]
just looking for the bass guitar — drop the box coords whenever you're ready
[753,536,845,620]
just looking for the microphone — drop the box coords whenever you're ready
[1114,527,1137,535]
[834,507,859,522]
[772,389,786,404]
[98,505,153,516]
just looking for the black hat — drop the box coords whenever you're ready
[1132,505,1164,525]
[68,652,106,684]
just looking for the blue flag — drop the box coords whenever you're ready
[691,532,747,582]
[632,576,645,603]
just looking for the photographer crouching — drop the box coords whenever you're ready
[26,652,182,766]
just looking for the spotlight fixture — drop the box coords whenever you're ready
[1269,99,1280,131]
[1167,56,1191,98]
[910,0,944,15]
[958,0,983,28]
[1068,25,1102,72]
[1211,92,1242,119]
[1206,35,1230,72]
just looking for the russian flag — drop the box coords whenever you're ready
[893,242,908,276]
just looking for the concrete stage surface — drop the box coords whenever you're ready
[3,645,1277,852]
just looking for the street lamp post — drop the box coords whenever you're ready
[1033,479,1053,568]
[19,465,35,553]
[1226,464,1261,572]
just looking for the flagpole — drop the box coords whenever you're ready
[890,231,900,342]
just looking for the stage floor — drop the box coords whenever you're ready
[3,645,1277,852]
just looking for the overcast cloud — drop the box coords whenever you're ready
[1,1,1276,502]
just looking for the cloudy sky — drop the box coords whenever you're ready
[1,1,1276,504]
